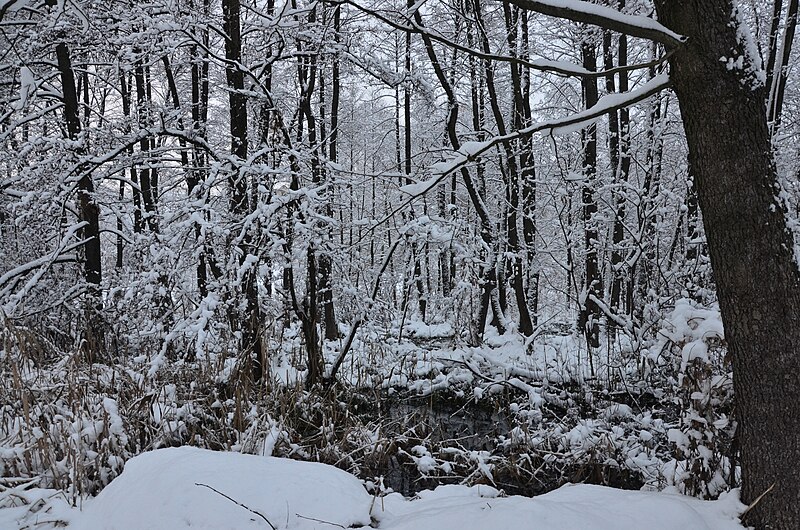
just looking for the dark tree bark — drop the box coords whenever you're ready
[51,24,103,357]
[162,56,191,187]
[165,52,217,301]
[473,1,534,336]
[301,4,337,344]
[608,0,631,317]
[404,0,428,323]
[223,0,263,380]
[617,16,631,313]
[415,4,507,336]
[501,2,535,337]
[518,10,539,327]
[134,59,158,234]
[190,0,215,296]
[635,46,666,314]
[578,35,602,350]
[765,0,784,95]
[463,0,510,336]
[56,44,100,289]
[655,1,800,527]
[118,72,140,262]
[320,3,342,341]
[465,5,492,341]
[288,0,326,385]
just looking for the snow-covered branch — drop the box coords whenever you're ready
[400,73,671,200]
[506,0,686,48]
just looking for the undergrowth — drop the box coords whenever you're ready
[1,299,736,508]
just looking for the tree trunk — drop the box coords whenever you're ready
[767,0,798,132]
[190,0,213,296]
[321,4,342,341]
[502,2,535,337]
[609,0,631,318]
[655,1,800,527]
[134,59,158,234]
[579,36,602,350]
[54,36,103,357]
[223,0,262,380]
[57,45,100,288]
[765,0,784,95]
[518,9,539,328]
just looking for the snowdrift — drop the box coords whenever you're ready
[63,447,744,529]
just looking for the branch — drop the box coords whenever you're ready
[0,226,87,292]
[396,72,670,206]
[326,237,404,384]
[347,74,670,248]
[335,0,672,78]
[506,0,685,48]
[195,483,277,530]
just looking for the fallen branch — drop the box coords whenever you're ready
[195,483,277,530]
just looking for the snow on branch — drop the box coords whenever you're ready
[0,222,89,312]
[338,0,669,78]
[400,73,671,199]
[506,0,686,48]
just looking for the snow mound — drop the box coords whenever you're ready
[70,447,372,530]
[56,449,744,530]
[374,483,744,530]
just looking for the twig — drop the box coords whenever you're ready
[739,482,776,522]
[295,513,346,528]
[195,483,277,530]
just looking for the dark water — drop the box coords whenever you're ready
[377,396,510,496]
[350,393,645,497]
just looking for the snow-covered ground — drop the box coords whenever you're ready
[1,447,745,529]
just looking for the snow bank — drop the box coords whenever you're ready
[374,483,744,530]
[69,447,373,530]
[53,449,744,530]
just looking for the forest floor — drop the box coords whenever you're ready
[1,306,740,528]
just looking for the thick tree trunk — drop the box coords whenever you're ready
[57,45,100,288]
[655,1,800,527]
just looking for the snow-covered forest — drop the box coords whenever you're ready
[1,0,798,528]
